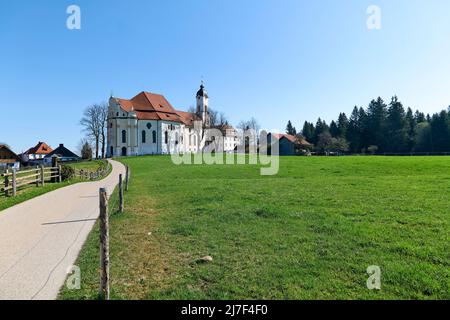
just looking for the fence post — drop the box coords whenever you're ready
[51,157,58,183]
[40,165,45,187]
[99,188,110,300]
[119,174,124,213]
[12,168,17,197]
[58,165,62,183]
[35,166,39,187]
[4,169,9,197]
[125,166,129,191]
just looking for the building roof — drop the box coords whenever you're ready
[23,141,53,155]
[272,134,312,146]
[0,144,20,163]
[45,144,80,159]
[177,110,201,126]
[114,91,199,126]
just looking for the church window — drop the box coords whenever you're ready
[142,130,146,143]
[152,130,156,143]
[146,123,152,129]
[164,131,168,144]
[122,130,127,143]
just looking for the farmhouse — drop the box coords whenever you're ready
[21,141,53,164]
[269,133,312,156]
[44,144,80,163]
[0,144,21,170]
[107,83,237,156]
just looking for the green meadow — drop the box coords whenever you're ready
[60,156,449,300]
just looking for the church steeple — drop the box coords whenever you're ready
[196,81,210,126]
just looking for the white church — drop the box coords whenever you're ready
[107,83,237,157]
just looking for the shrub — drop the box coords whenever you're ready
[60,164,75,181]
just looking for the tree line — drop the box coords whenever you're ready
[286,96,450,154]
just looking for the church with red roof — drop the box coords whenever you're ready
[107,83,237,156]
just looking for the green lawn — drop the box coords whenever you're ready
[69,160,108,173]
[60,156,449,300]
[0,160,109,212]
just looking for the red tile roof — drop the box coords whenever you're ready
[115,91,199,126]
[273,134,312,146]
[24,142,53,155]
[177,111,200,126]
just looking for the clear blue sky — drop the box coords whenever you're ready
[1,0,450,153]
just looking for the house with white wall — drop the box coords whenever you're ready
[21,141,53,164]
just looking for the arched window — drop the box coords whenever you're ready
[142,130,146,143]
[152,130,156,143]
[164,131,168,144]
[122,130,127,143]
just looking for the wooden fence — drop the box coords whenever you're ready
[1,166,61,197]
[73,162,111,181]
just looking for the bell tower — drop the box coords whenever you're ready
[196,81,210,127]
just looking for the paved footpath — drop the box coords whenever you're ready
[0,160,126,300]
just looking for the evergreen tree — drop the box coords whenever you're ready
[329,120,339,137]
[414,110,426,123]
[386,96,408,152]
[430,110,450,152]
[337,113,349,138]
[415,122,432,152]
[302,121,315,143]
[313,118,329,144]
[347,106,361,153]
[405,107,417,151]
[366,97,388,151]
[358,107,369,151]
[81,142,93,160]
[286,120,297,135]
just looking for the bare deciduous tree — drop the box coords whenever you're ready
[80,103,108,159]
[237,117,260,133]
[99,103,108,158]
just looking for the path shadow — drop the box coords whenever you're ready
[42,218,97,226]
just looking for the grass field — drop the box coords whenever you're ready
[0,160,109,212]
[60,156,449,300]
[69,160,109,173]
